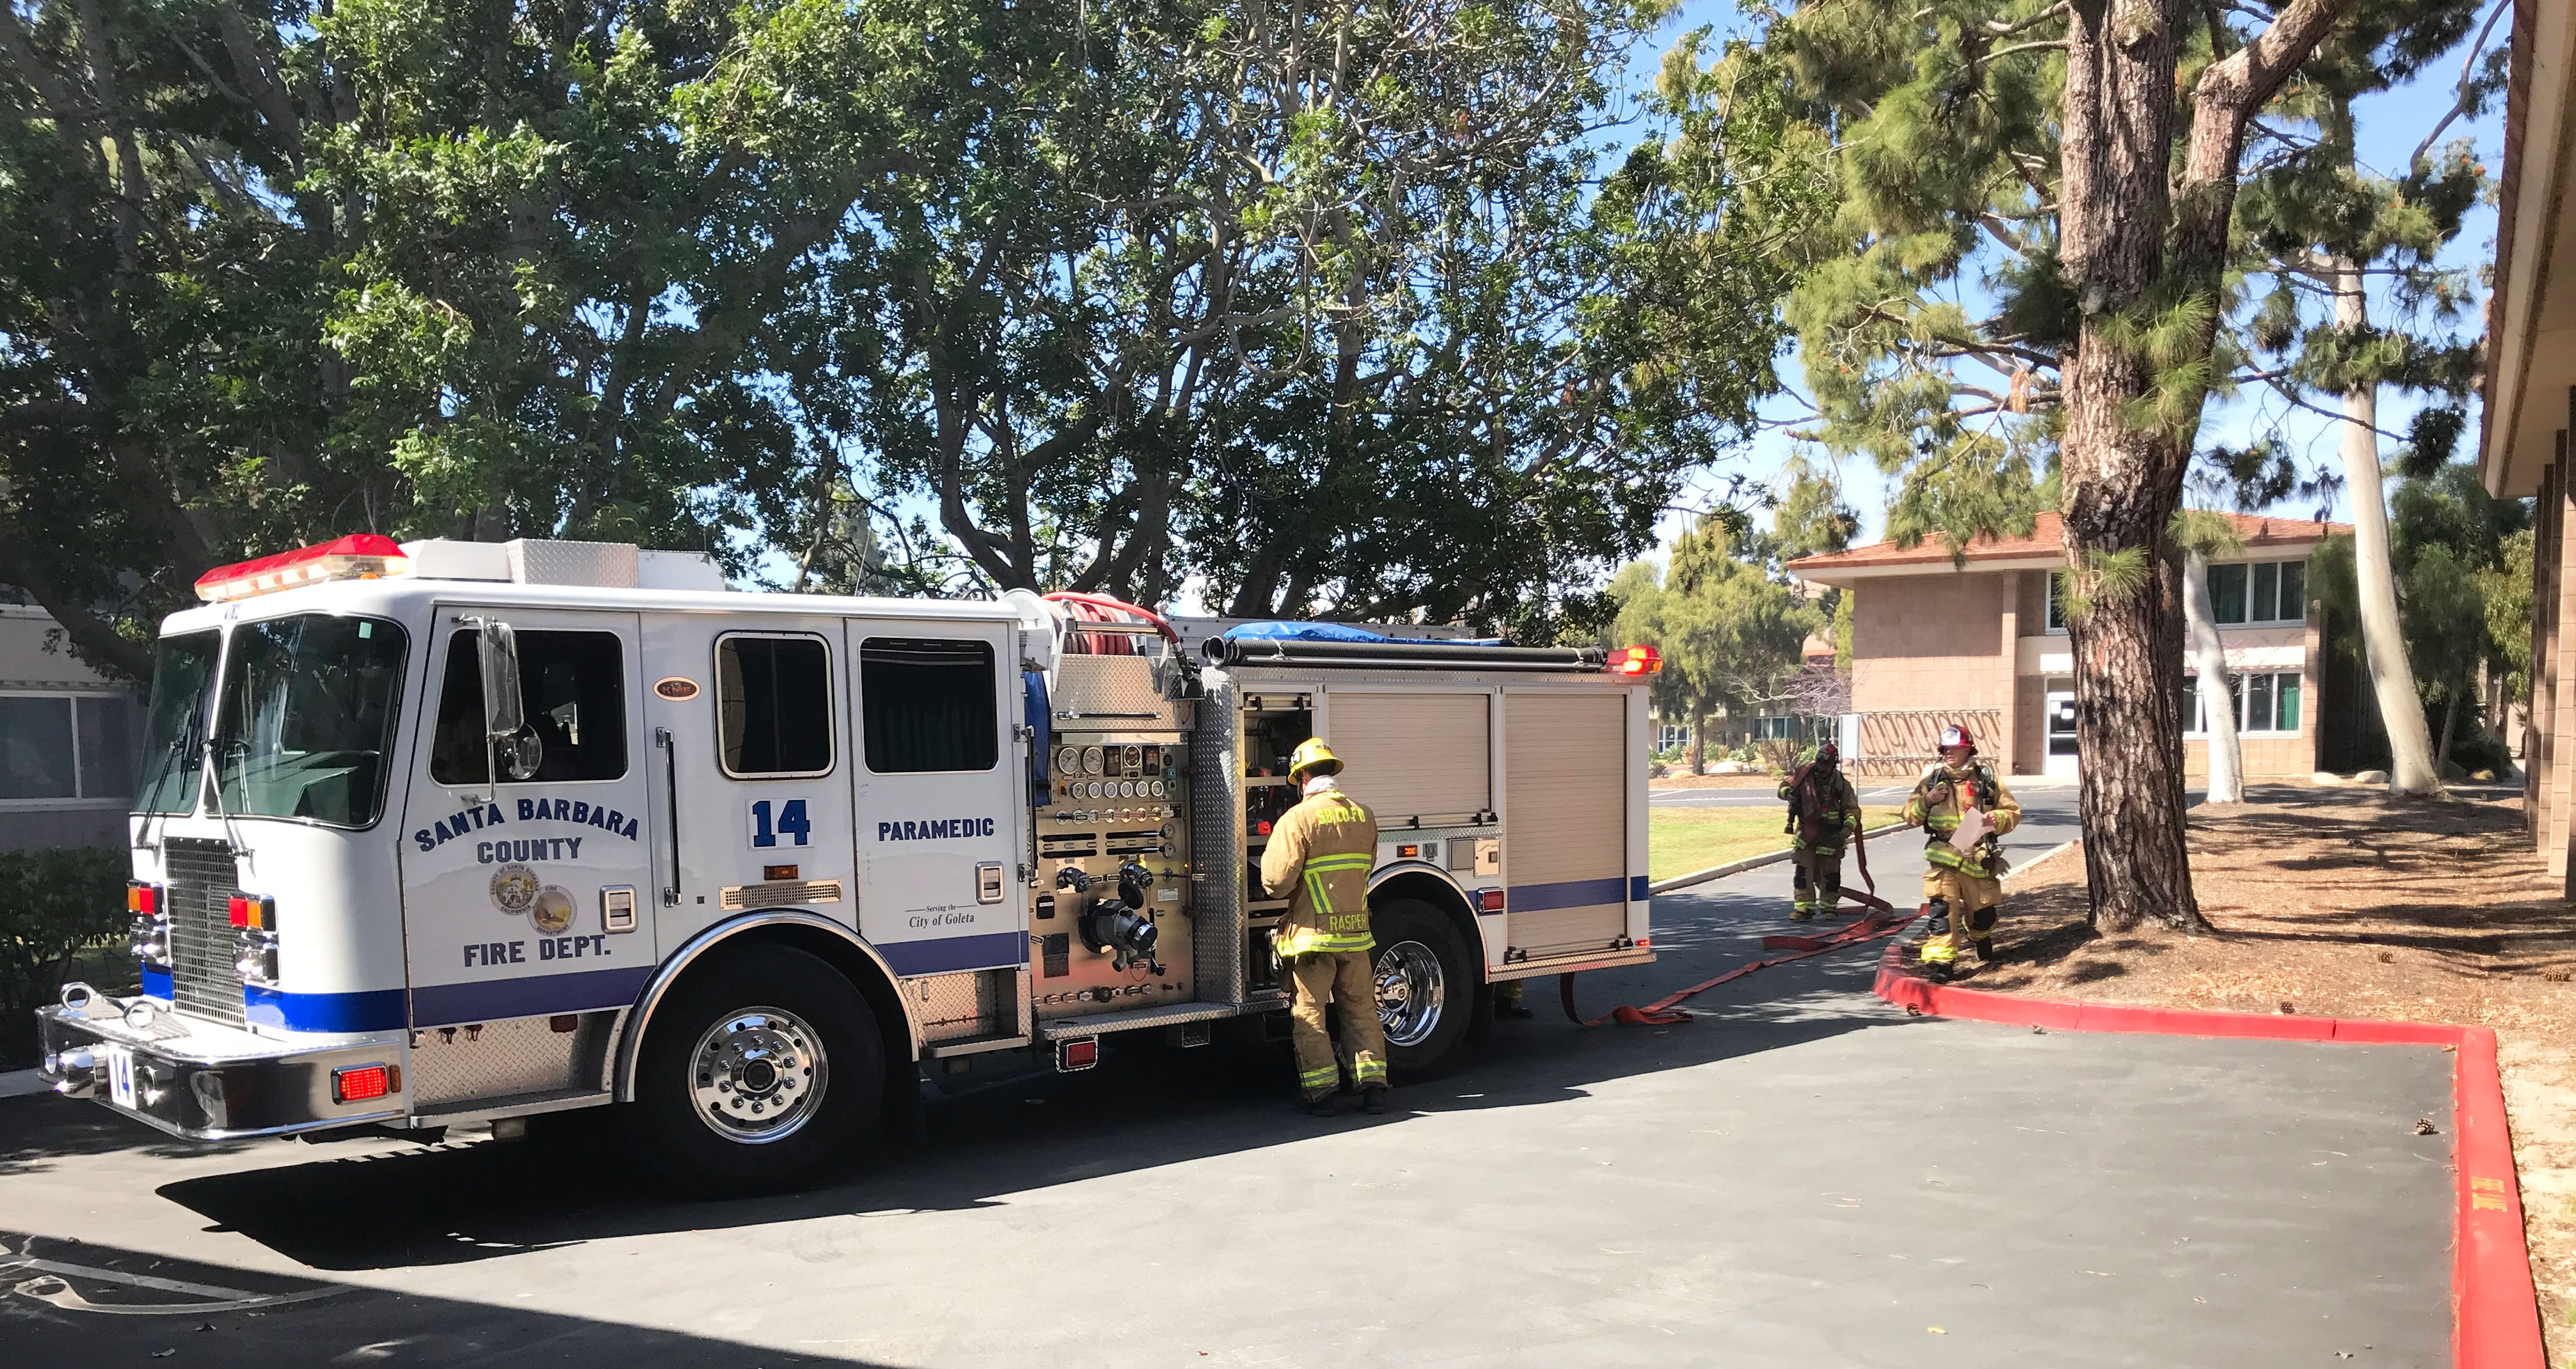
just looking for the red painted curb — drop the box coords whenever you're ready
[1873,941,2545,1369]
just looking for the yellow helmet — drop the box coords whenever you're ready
[1287,737,1343,781]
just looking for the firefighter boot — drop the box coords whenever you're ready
[1364,1086,1390,1115]
[1917,898,1956,982]
[1789,863,1816,921]
[1970,905,2002,964]
[1494,980,1534,1020]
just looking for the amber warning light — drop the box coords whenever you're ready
[195,533,410,602]
[1611,645,1663,675]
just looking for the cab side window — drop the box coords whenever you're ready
[860,637,996,773]
[717,634,832,776]
[430,629,628,784]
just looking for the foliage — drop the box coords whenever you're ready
[1,0,1821,671]
[2309,460,2531,726]
[0,847,129,1065]
[1609,513,1824,758]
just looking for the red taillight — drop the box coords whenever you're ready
[1478,889,1507,913]
[227,894,273,930]
[127,882,159,915]
[332,1063,395,1103]
[1057,1038,1099,1072]
[1611,644,1663,675]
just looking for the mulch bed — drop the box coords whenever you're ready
[1961,788,2576,1361]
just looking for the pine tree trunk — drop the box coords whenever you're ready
[1688,710,1706,776]
[2334,259,2442,796]
[2184,549,2245,804]
[2057,0,2204,934]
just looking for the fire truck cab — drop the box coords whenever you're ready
[37,535,1657,1195]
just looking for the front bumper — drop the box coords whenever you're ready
[38,1001,407,1141]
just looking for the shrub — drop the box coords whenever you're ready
[0,847,129,1067]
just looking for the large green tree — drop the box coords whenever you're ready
[1720,0,2485,930]
[1612,511,1823,770]
[4,0,1812,673]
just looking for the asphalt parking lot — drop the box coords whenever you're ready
[0,793,2457,1367]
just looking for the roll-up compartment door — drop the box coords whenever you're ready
[1326,691,1491,824]
[1503,689,1628,958]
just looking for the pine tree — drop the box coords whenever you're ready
[1715,0,2484,931]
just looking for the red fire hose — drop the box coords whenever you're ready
[1559,890,1920,1027]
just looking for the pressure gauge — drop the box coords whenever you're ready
[1082,745,1104,776]
[1124,745,1143,774]
[1057,746,1082,776]
[1087,781,1106,799]
[1149,779,1166,797]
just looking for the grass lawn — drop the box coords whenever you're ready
[1647,806,1906,882]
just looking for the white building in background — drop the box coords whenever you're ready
[0,593,140,851]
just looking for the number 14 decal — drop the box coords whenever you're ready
[749,799,812,849]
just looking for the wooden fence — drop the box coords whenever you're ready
[1848,708,2004,778]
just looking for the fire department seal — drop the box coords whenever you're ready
[488,865,540,916]
[529,884,577,935]
[654,676,700,701]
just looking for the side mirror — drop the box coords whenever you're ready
[470,618,542,781]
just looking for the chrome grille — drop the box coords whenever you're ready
[163,836,245,1026]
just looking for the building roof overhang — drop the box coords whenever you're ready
[2480,0,2574,499]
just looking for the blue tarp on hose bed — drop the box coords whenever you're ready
[1221,621,1505,646]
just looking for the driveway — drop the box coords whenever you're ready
[0,792,2455,1366]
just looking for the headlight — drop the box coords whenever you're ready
[129,915,170,969]
[233,929,280,987]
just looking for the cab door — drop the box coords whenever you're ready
[398,609,657,1027]
[845,622,1025,976]
[640,613,856,953]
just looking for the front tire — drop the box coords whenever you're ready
[1369,898,1476,1079]
[631,944,882,1198]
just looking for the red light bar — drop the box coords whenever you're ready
[332,1063,393,1103]
[1610,645,1663,676]
[194,534,409,602]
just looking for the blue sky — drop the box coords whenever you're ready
[1634,0,2511,553]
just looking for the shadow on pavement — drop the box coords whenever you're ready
[0,1229,883,1366]
[6,858,1931,1273]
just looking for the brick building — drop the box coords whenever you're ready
[1786,513,2348,778]
[2476,0,2576,887]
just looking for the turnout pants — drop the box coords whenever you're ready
[1790,840,1846,917]
[1917,864,2004,968]
[1287,950,1389,1101]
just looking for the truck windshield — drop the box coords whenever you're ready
[212,614,409,827]
[134,631,220,814]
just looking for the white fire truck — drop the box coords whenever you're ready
[38,535,1658,1194]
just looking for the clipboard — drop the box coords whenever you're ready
[1947,804,1992,853]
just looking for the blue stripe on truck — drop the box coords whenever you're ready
[877,930,1027,977]
[1506,876,1632,912]
[244,985,408,1033]
[409,965,654,1028]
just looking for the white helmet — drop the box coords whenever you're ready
[1938,723,1977,753]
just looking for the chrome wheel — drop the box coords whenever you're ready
[689,1006,828,1144]
[1375,939,1446,1048]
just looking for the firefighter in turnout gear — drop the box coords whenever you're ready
[1259,737,1391,1116]
[1902,723,2021,981]
[1778,742,1872,920]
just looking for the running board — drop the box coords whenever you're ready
[1484,946,1657,983]
[1037,1001,1239,1041]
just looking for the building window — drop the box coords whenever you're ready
[432,629,629,785]
[861,638,997,774]
[0,693,141,803]
[1750,717,1798,741]
[2182,671,2303,735]
[2206,560,2307,626]
[2046,573,2068,632]
[716,634,833,777]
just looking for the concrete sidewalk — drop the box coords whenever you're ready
[0,793,2455,1367]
